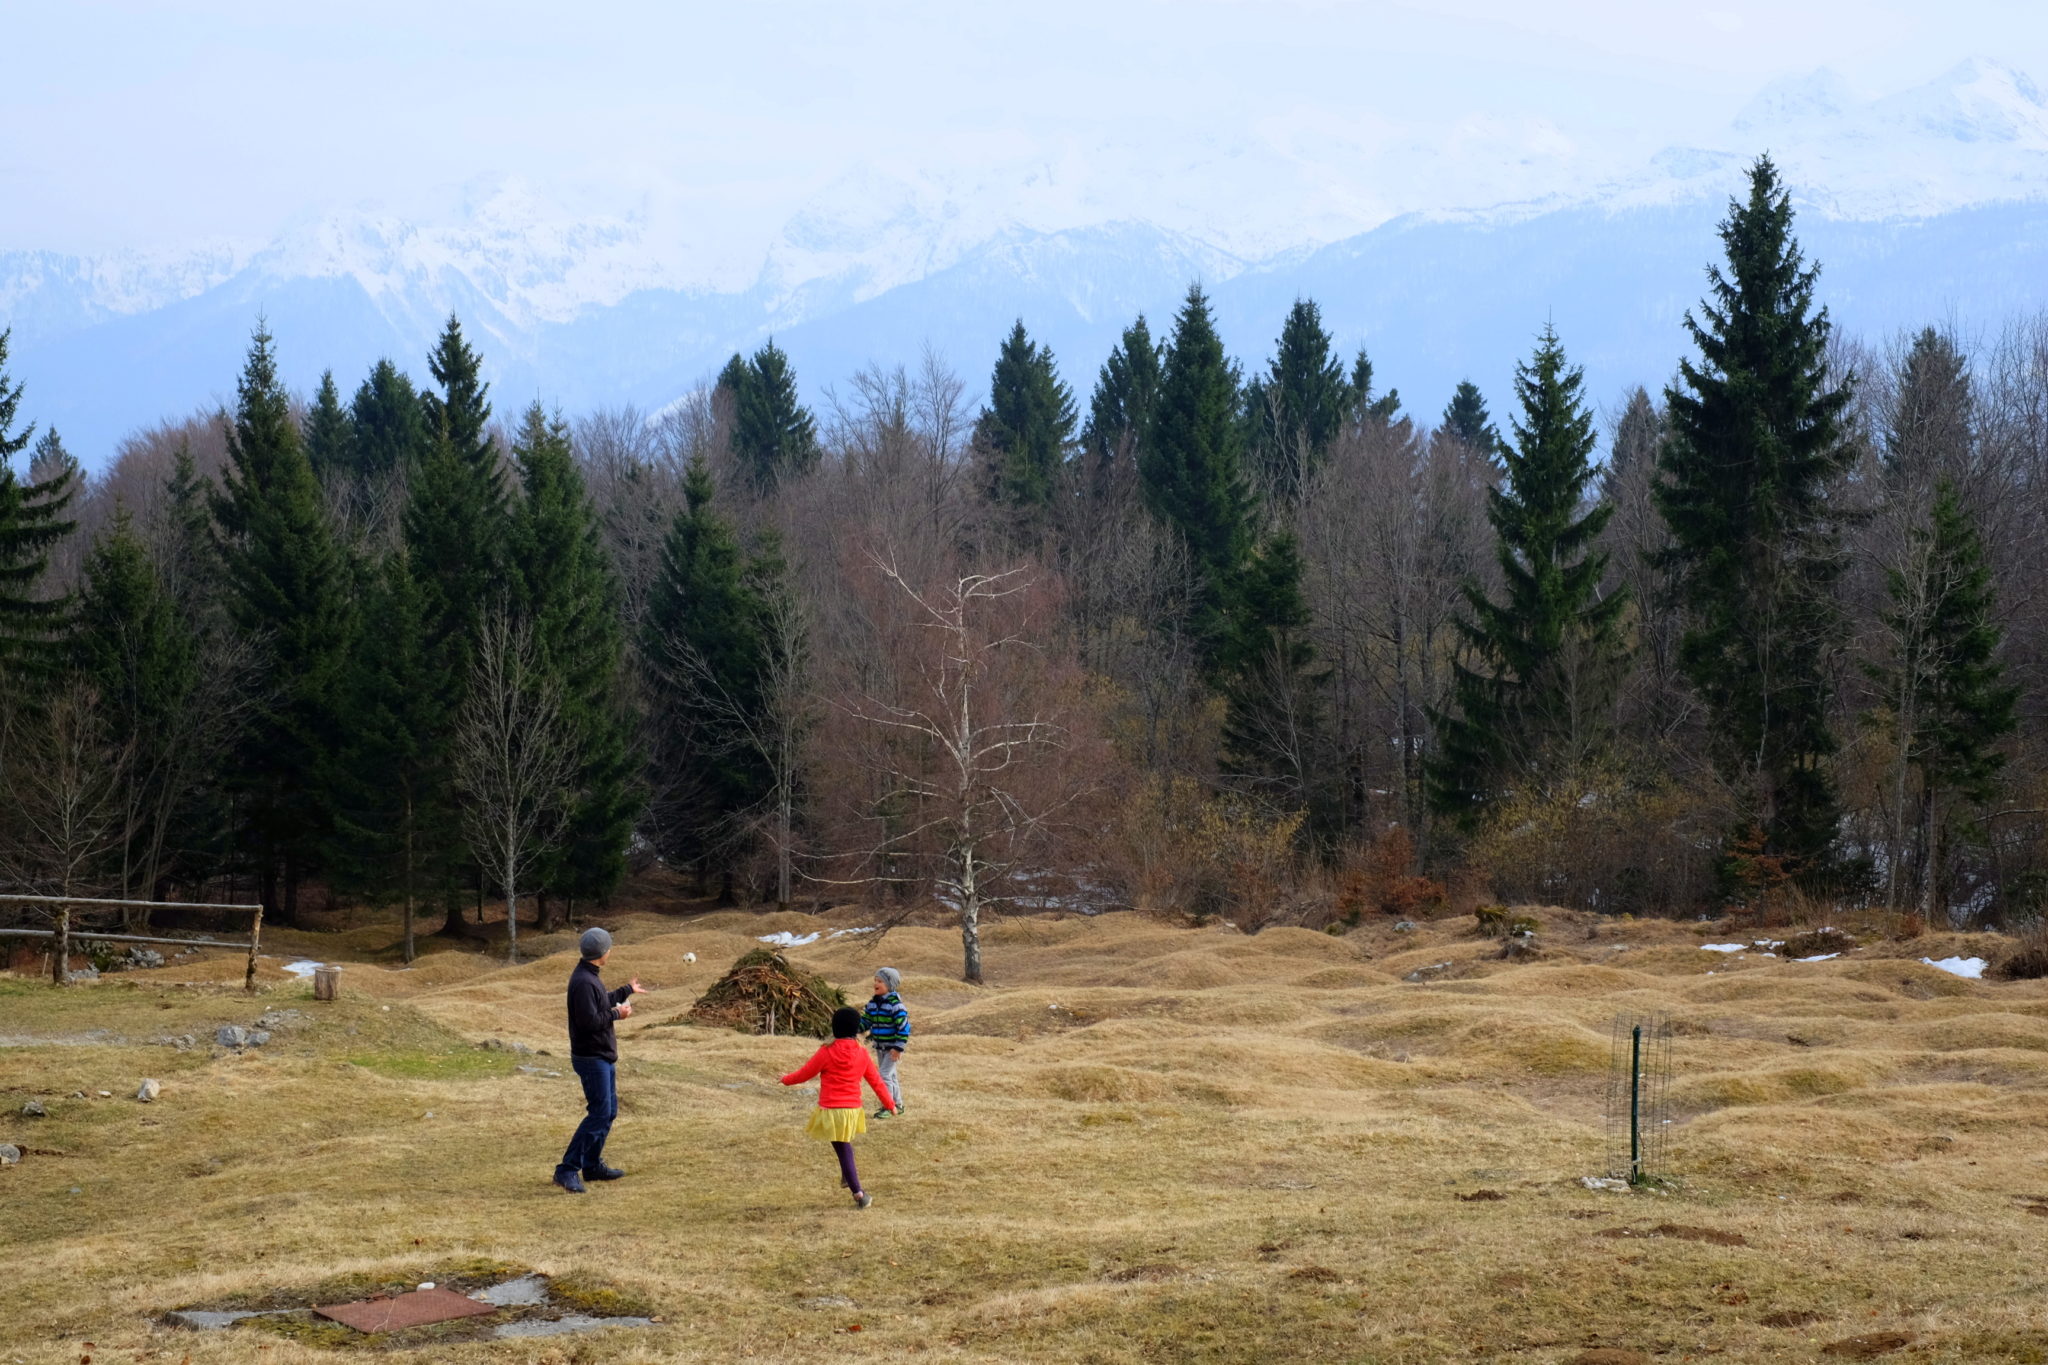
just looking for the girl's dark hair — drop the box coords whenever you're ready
[832,1006,861,1039]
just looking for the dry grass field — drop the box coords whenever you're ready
[2,904,2046,1364]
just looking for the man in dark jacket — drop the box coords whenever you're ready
[554,927,645,1193]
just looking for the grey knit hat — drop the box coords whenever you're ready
[874,966,901,993]
[579,927,613,960]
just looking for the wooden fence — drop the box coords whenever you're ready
[0,894,265,991]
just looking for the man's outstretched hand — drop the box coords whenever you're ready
[628,978,648,994]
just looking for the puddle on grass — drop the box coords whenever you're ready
[495,1314,655,1338]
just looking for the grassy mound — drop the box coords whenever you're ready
[685,948,846,1036]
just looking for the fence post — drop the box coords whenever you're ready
[1629,1023,1643,1185]
[52,903,70,987]
[244,904,263,994]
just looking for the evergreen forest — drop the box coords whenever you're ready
[4,159,2043,966]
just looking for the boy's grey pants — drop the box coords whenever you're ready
[874,1046,903,1110]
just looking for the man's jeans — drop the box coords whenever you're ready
[558,1055,617,1175]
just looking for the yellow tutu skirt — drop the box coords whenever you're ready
[806,1106,867,1142]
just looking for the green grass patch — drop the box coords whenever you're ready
[548,1270,660,1318]
[244,1310,364,1348]
[344,1048,516,1080]
[204,1257,527,1311]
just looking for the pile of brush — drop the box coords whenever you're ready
[686,948,847,1037]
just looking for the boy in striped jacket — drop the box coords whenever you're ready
[861,967,911,1117]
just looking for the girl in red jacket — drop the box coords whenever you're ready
[781,1006,897,1207]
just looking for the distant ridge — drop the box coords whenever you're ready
[8,59,2048,467]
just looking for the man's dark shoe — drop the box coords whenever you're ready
[553,1169,587,1193]
[582,1164,625,1181]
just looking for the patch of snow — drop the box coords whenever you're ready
[1701,943,1747,953]
[495,1314,655,1339]
[757,927,878,947]
[471,1275,549,1307]
[1922,956,1988,979]
[1796,953,1840,963]
[169,1309,286,1329]
[282,960,322,978]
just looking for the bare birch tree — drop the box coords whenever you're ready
[454,608,579,963]
[831,557,1093,984]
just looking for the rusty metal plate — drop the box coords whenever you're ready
[314,1287,498,1333]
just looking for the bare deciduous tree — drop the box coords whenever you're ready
[826,556,1097,984]
[0,682,134,980]
[662,582,814,907]
[454,608,579,963]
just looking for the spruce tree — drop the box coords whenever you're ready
[716,353,749,396]
[1599,387,1681,726]
[161,441,224,630]
[401,316,508,933]
[1603,387,1663,494]
[642,456,775,893]
[1886,328,1971,490]
[350,358,429,482]
[1657,156,1857,882]
[978,320,1078,513]
[1432,327,1624,823]
[0,331,79,690]
[303,370,354,488]
[330,548,447,960]
[729,341,818,493]
[405,318,508,693]
[1083,314,1163,483]
[509,403,639,911]
[1141,285,1253,668]
[1219,531,1330,827]
[1873,481,2017,916]
[1349,348,1401,422]
[156,440,237,890]
[1248,299,1348,499]
[72,512,199,897]
[1441,379,1505,457]
[211,324,357,921]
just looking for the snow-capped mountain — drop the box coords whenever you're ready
[8,58,2048,469]
[1596,57,2048,218]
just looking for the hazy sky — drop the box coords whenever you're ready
[9,0,2048,253]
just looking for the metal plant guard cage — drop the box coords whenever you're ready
[1605,1013,1673,1185]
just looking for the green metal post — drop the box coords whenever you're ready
[1629,1023,1643,1184]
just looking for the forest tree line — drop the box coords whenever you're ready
[0,158,2041,973]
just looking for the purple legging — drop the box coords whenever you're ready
[832,1140,862,1195]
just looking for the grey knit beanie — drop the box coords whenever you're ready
[579,927,613,960]
[875,966,901,993]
